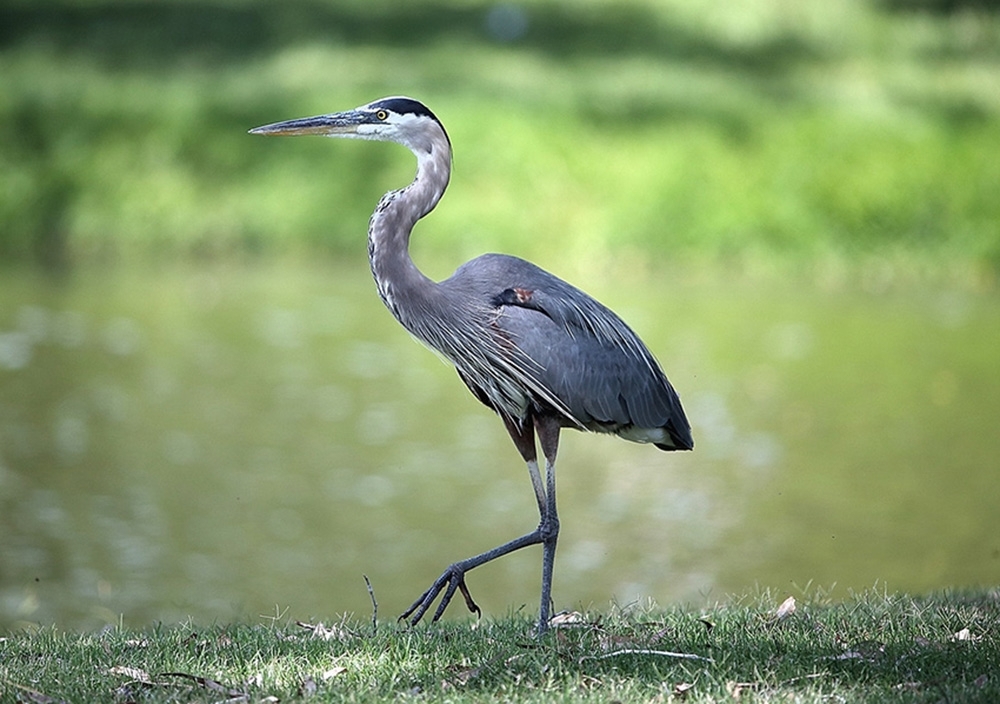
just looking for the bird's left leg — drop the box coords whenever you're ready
[399,417,544,626]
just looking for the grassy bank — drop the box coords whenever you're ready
[2,589,998,702]
[2,0,999,277]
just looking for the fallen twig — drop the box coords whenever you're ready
[295,620,347,641]
[581,648,714,663]
[364,574,378,633]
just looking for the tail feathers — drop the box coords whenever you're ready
[655,419,694,452]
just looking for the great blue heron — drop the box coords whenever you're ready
[250,97,693,635]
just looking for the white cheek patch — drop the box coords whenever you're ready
[354,123,381,138]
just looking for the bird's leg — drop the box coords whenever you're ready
[399,415,550,629]
[506,414,547,518]
[534,414,561,635]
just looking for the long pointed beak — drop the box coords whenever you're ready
[248,110,367,137]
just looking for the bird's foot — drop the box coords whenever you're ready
[398,562,481,626]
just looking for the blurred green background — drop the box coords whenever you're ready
[2,0,1000,630]
[2,0,999,275]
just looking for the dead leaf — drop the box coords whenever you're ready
[549,611,586,627]
[598,631,639,652]
[726,681,757,699]
[824,641,885,663]
[180,632,201,646]
[650,625,673,642]
[774,596,796,620]
[322,666,347,681]
[296,620,347,641]
[827,651,865,661]
[108,666,152,683]
[578,674,603,691]
[444,663,481,686]
[673,681,695,698]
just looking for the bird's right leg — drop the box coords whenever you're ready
[533,414,561,635]
[399,416,547,627]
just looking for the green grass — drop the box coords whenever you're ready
[1,0,999,278]
[2,589,998,702]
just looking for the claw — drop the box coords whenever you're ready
[458,580,481,617]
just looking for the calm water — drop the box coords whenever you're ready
[1,260,998,630]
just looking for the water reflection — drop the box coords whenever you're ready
[1,262,998,630]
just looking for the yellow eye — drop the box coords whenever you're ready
[375,110,388,120]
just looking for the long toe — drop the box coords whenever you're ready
[457,580,481,617]
[430,564,475,622]
[399,579,445,624]
[400,563,482,625]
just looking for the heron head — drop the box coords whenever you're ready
[249,96,449,153]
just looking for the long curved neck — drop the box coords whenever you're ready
[368,127,452,330]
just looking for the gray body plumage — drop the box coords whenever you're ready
[250,96,692,635]
[435,253,690,450]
